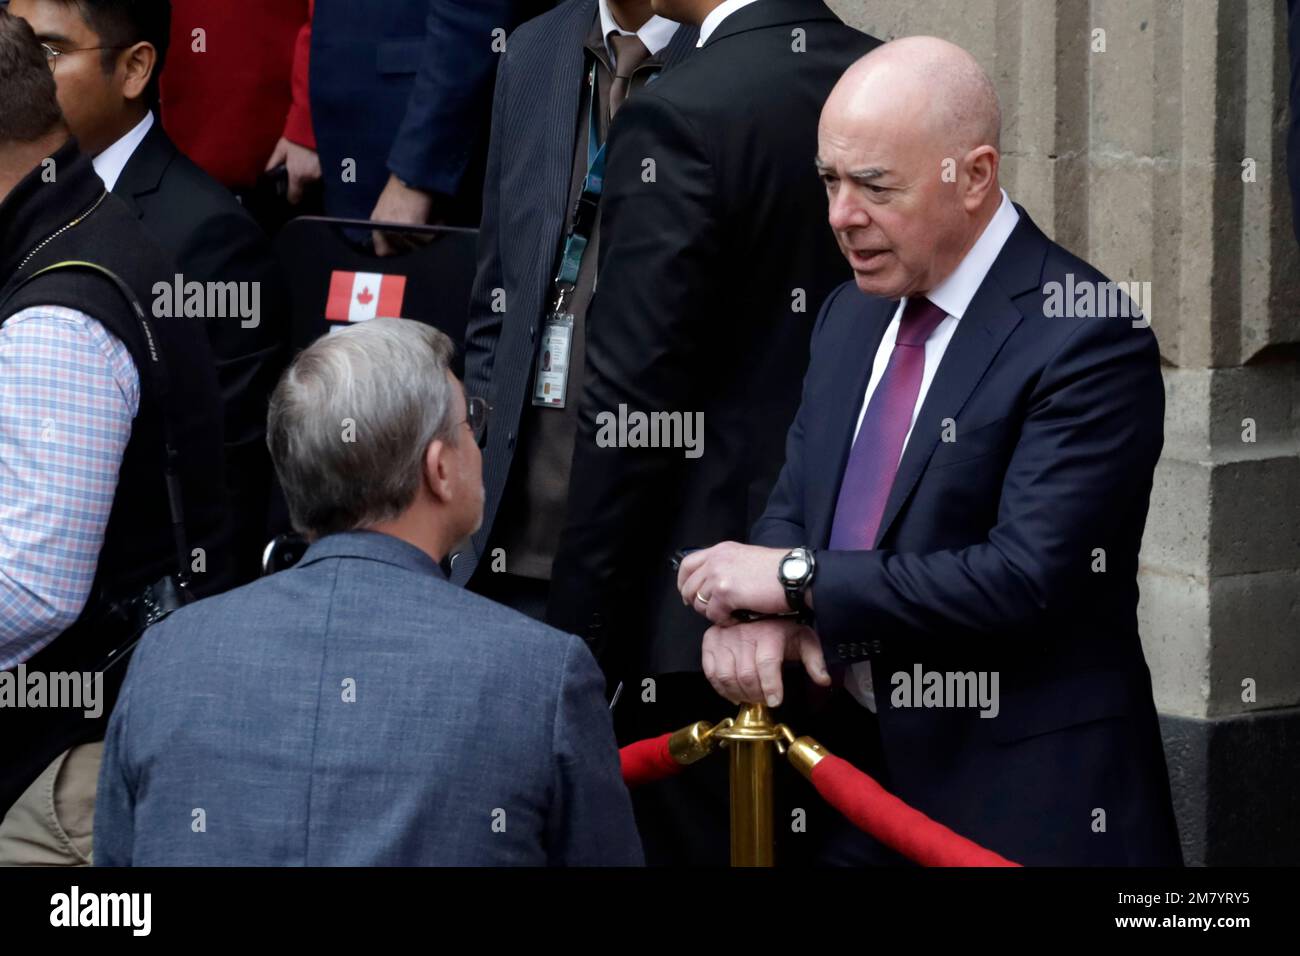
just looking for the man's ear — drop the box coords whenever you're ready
[962,145,999,211]
[119,42,157,103]
[422,438,454,505]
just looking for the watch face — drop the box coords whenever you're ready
[782,556,809,582]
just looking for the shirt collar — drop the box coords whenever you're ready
[598,0,679,61]
[921,189,1021,321]
[91,110,154,192]
[697,0,764,46]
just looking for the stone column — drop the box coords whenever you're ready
[828,0,1300,864]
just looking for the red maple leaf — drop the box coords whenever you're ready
[357,286,374,306]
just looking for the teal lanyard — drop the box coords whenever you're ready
[584,62,607,193]
[552,61,608,307]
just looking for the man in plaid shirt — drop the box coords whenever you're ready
[0,7,230,864]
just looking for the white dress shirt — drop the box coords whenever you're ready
[697,0,764,46]
[600,0,679,60]
[845,189,1021,712]
[91,110,154,191]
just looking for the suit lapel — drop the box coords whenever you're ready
[528,2,595,274]
[111,119,173,219]
[870,286,1022,547]
[870,209,1051,547]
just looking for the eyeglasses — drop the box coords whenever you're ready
[463,396,491,448]
[40,42,129,71]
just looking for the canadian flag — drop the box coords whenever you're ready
[325,271,407,323]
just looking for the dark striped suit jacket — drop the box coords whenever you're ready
[453,0,698,587]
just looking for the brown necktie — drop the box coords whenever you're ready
[608,33,652,118]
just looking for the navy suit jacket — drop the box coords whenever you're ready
[755,210,1183,866]
[310,0,552,221]
[94,531,642,866]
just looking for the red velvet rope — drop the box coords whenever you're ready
[811,754,1020,866]
[619,733,684,789]
[619,733,1018,866]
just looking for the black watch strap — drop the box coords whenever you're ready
[784,581,810,616]
[780,547,815,619]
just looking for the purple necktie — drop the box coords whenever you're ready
[829,296,949,551]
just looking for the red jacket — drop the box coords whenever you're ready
[160,0,315,190]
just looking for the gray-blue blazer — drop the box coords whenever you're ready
[94,530,643,866]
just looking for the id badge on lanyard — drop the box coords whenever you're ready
[533,304,575,407]
[534,61,605,410]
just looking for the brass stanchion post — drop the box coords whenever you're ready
[714,703,779,867]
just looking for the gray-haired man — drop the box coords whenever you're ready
[94,318,643,866]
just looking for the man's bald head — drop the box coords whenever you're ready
[832,36,1001,157]
[815,36,1006,299]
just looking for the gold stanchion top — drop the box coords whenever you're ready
[713,703,781,741]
